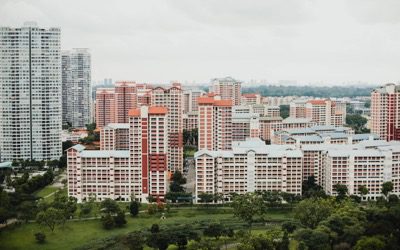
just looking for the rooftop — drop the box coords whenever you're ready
[80,150,130,158]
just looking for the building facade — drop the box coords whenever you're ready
[62,48,91,128]
[198,96,232,151]
[371,83,400,141]
[0,22,62,161]
[210,77,241,106]
[100,123,130,150]
[67,106,168,202]
[95,81,138,128]
[195,138,303,202]
[95,88,115,128]
[150,85,183,172]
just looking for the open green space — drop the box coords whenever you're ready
[0,207,292,250]
[34,186,60,198]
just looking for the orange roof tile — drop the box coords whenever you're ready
[308,100,327,105]
[148,106,168,115]
[198,97,215,104]
[128,108,141,117]
[214,100,232,106]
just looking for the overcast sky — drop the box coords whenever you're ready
[1,0,400,85]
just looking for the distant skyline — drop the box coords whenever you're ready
[1,0,400,85]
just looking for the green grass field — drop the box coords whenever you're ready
[34,186,60,198]
[0,208,293,250]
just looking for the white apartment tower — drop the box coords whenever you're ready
[0,22,62,161]
[62,48,91,128]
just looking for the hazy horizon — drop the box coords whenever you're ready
[1,0,400,85]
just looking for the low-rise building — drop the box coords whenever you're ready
[195,138,303,202]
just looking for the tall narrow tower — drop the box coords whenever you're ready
[0,22,62,161]
[62,48,91,128]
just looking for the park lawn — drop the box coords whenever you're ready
[34,186,61,199]
[0,208,241,250]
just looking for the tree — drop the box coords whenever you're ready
[169,171,186,192]
[36,207,64,232]
[62,140,75,151]
[333,183,348,201]
[294,198,334,229]
[114,211,127,227]
[346,114,369,133]
[382,181,394,199]
[238,233,275,250]
[279,105,290,119]
[34,232,46,244]
[18,200,37,222]
[0,207,11,224]
[279,231,290,250]
[100,198,120,215]
[294,228,331,250]
[123,231,146,250]
[146,204,157,215]
[231,192,264,230]
[52,192,77,220]
[354,236,385,250]
[358,185,369,201]
[85,123,96,134]
[150,224,160,234]
[147,232,171,250]
[101,214,115,230]
[198,192,214,207]
[282,221,299,234]
[129,200,140,217]
[203,223,225,240]
[302,176,326,198]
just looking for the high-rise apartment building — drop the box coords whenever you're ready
[183,89,205,113]
[198,96,232,150]
[95,88,115,128]
[210,77,242,106]
[114,81,137,123]
[129,106,168,201]
[95,81,137,128]
[100,123,130,150]
[67,106,168,202]
[232,112,260,141]
[0,22,62,161]
[371,83,400,141]
[150,85,183,172]
[62,48,91,128]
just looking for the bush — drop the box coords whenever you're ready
[34,232,46,244]
[147,204,157,215]
[114,211,127,227]
[101,214,115,230]
[129,200,140,217]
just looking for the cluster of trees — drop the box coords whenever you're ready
[279,105,290,119]
[77,223,235,250]
[11,170,54,194]
[165,171,192,203]
[229,180,400,250]
[183,128,198,148]
[35,191,78,233]
[79,123,100,144]
[292,196,400,250]
[0,169,55,224]
[242,85,374,98]
[100,198,126,229]
[346,114,370,134]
